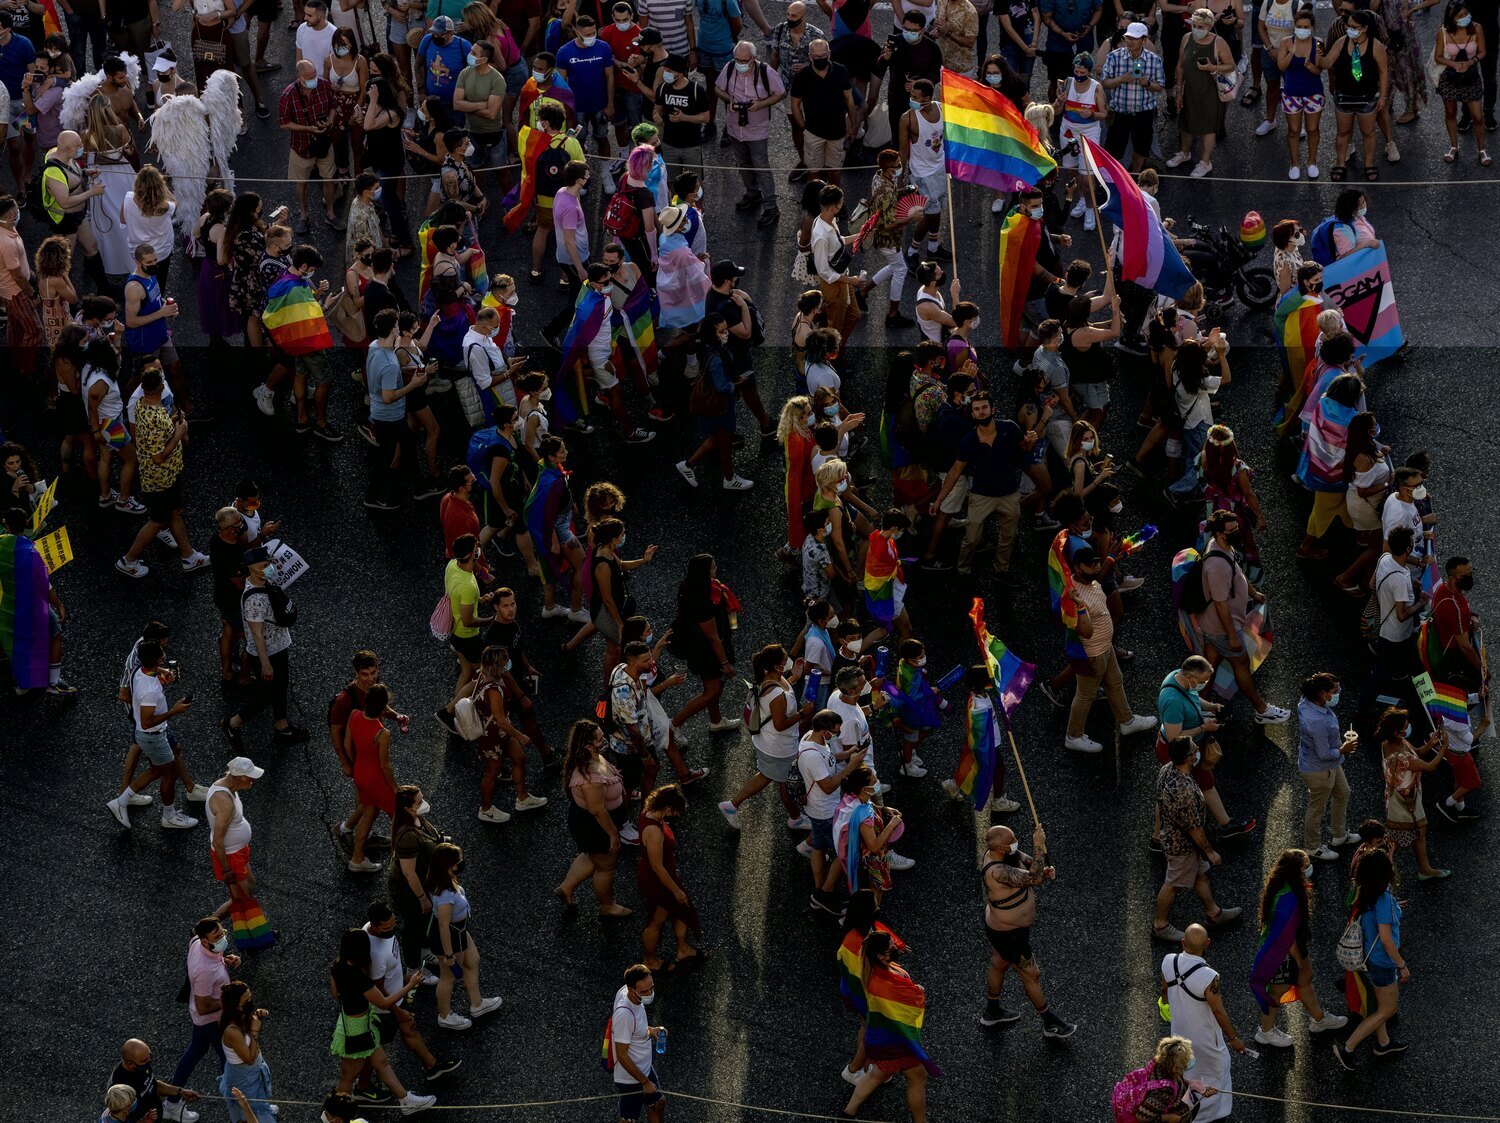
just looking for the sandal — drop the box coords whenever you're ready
[1331,164,1348,181]
[1365,165,1379,181]
[1482,150,1494,166]
[1240,85,1262,107]
[1443,146,1458,163]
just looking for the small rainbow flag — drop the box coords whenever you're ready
[951,693,1000,811]
[262,271,332,357]
[863,531,905,629]
[968,598,1035,717]
[864,962,944,1077]
[1429,681,1470,727]
[940,68,1055,194]
[997,206,1042,350]
[229,893,276,950]
[102,415,129,449]
[417,214,489,309]
[1046,530,1089,671]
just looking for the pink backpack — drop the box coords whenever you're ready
[1111,1063,1179,1123]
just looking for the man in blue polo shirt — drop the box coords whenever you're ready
[929,390,1035,580]
[556,14,615,161]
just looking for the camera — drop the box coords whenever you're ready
[735,100,750,126]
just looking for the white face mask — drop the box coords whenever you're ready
[639,990,655,1005]
[835,478,848,493]
[1412,485,1428,501]
[735,60,751,72]
[416,798,431,815]
[825,615,839,629]
[580,34,597,46]
[1081,439,1095,452]
[844,638,862,653]
[661,68,676,83]
[464,143,476,158]
[615,19,632,29]
[1294,25,1312,38]
[503,293,519,307]
[1109,501,1123,514]
[913,656,927,668]
[1291,233,1305,247]
[1007,840,1020,855]
[1192,26,1211,39]
[540,387,553,401]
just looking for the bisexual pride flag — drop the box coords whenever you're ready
[1083,138,1195,300]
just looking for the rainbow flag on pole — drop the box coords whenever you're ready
[1046,531,1090,671]
[939,68,1055,193]
[262,271,333,357]
[997,206,1042,350]
[968,597,1036,717]
[863,962,944,1076]
[1429,681,1471,727]
[951,693,1000,811]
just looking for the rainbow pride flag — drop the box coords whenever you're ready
[0,531,51,690]
[229,893,276,950]
[1046,530,1089,671]
[863,531,905,629]
[518,73,573,129]
[886,660,942,730]
[503,123,559,234]
[102,415,129,449]
[879,408,928,507]
[1429,681,1470,727]
[552,287,610,426]
[1272,292,1322,427]
[940,68,1055,193]
[864,962,944,1077]
[951,693,1000,811]
[969,597,1036,717]
[40,0,61,35]
[417,213,489,310]
[997,207,1042,350]
[523,465,572,587]
[262,271,332,357]
[610,268,659,380]
[837,923,906,1014]
[1249,885,1302,1014]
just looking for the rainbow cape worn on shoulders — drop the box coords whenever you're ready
[518,73,573,129]
[837,922,907,1013]
[1046,530,1090,672]
[884,661,941,730]
[879,406,928,507]
[0,533,51,690]
[553,287,611,425]
[862,531,905,628]
[502,124,557,234]
[863,962,944,1076]
[1249,885,1302,1013]
[262,270,332,356]
[951,693,1000,811]
[522,465,571,587]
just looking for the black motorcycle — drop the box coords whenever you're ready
[1178,220,1279,320]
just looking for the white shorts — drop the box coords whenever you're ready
[587,336,617,390]
[939,469,970,515]
[1058,120,1102,169]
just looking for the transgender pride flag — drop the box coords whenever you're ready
[1082,138,1195,300]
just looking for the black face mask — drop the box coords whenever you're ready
[1458,574,1475,592]
[1222,528,1243,546]
[812,57,828,69]
[453,860,466,874]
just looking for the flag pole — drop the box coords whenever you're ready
[998,705,1041,833]
[945,172,959,282]
[1080,140,1114,271]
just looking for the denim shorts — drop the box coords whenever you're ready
[1367,962,1398,987]
[614,90,645,127]
[578,109,610,139]
[137,727,176,767]
[503,58,529,95]
[808,813,835,852]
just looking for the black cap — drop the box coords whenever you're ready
[711,260,746,285]
[242,545,272,566]
[638,26,662,44]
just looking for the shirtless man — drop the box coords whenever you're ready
[101,56,145,166]
[979,823,1077,1038]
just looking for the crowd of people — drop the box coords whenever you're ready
[0,0,1490,1117]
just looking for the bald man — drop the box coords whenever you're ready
[110,1038,202,1123]
[1159,924,1244,1120]
[277,60,339,233]
[978,823,1076,1038]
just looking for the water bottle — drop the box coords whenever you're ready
[803,668,823,706]
[874,645,890,679]
[934,664,966,692]
[654,1029,667,1055]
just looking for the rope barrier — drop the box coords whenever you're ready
[1228,1089,1500,1121]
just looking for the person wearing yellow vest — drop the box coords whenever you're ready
[41,131,109,289]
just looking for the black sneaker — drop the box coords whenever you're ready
[1217,817,1258,840]
[314,423,345,444]
[624,429,657,445]
[757,208,781,228]
[735,193,764,212]
[1372,1038,1409,1057]
[425,1058,464,1081]
[221,716,245,751]
[789,164,809,184]
[809,890,843,916]
[413,479,447,500]
[273,723,310,744]
[919,557,953,572]
[885,313,915,329]
[1038,681,1066,708]
[353,1087,398,1105]
[1041,1013,1078,1039]
[1332,1041,1356,1070]
[435,706,459,735]
[293,419,314,434]
[1454,805,1484,821]
[979,1004,1022,1027]
[1459,113,1474,132]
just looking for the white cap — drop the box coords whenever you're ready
[153,55,177,74]
[1125,21,1149,38]
[226,756,265,779]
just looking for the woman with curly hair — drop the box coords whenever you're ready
[33,234,77,356]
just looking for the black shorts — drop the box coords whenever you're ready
[144,481,183,525]
[617,1070,664,1120]
[375,1009,397,1042]
[986,923,1035,965]
[450,632,484,664]
[55,390,90,437]
[251,0,280,20]
[483,490,514,531]
[1044,47,1083,81]
[216,596,244,629]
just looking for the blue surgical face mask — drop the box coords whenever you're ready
[1457,13,1473,24]
[903,28,922,42]
[212,933,230,953]
[262,563,280,583]
[1346,26,1359,38]
[1328,690,1341,707]
[533,69,550,82]
[661,68,676,83]
[1403,723,1412,739]
[467,52,481,67]
[580,35,598,46]
[372,185,383,201]
[908,97,923,109]
[1079,527,1093,539]
[1294,25,1312,38]
[735,60,751,73]
[302,77,319,89]
[1029,205,1045,220]
[505,659,513,672]
[643,632,655,646]
[836,478,849,493]
[823,404,839,417]
[985,72,1003,87]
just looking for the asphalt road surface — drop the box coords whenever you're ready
[5,3,1500,1120]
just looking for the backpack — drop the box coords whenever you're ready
[1111,1063,1182,1123]
[241,583,298,629]
[1359,566,1404,651]
[603,186,643,239]
[1336,910,1374,971]
[1177,548,1232,618]
[452,678,486,741]
[535,136,571,197]
[1307,216,1349,267]
[466,425,503,483]
[26,156,68,224]
[743,681,774,734]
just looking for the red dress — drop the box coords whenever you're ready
[636,814,700,937]
[349,711,396,816]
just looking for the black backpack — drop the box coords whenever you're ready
[25,156,68,224]
[242,583,299,629]
[535,136,571,196]
[1178,548,1232,618]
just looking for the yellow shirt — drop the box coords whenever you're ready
[444,558,481,638]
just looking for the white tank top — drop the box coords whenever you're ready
[208,782,253,852]
[85,367,122,420]
[915,290,945,342]
[750,683,801,759]
[906,107,945,179]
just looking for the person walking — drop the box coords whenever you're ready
[638,784,704,972]
[222,546,310,748]
[216,982,274,1122]
[978,824,1077,1038]
[206,758,268,929]
[555,719,634,913]
[1194,509,1291,722]
[161,917,236,1123]
[841,930,939,1122]
[345,682,402,872]
[1159,923,1244,1120]
[1249,849,1348,1048]
[362,902,462,1088]
[718,643,812,830]
[424,843,504,1030]
[609,964,667,1123]
[1062,546,1158,753]
[1298,672,1361,860]
[929,391,1035,581]
[328,929,438,1112]
[104,638,203,831]
[1332,848,1410,1068]
[387,784,444,976]
[1154,736,1242,941]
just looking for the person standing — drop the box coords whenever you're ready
[899,79,946,261]
[978,824,1077,1037]
[364,309,428,511]
[452,41,507,175]
[870,10,944,144]
[113,369,211,579]
[716,41,786,226]
[1100,21,1164,169]
[1159,923,1244,1120]
[929,391,1035,582]
[161,918,235,1123]
[1297,671,1361,860]
[1154,736,1242,941]
[223,546,308,748]
[790,37,856,187]
[1062,546,1157,753]
[800,708,867,912]
[1360,526,1426,714]
[610,964,667,1123]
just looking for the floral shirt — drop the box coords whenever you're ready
[768,19,827,86]
[935,0,979,75]
[910,370,946,433]
[608,662,649,753]
[1382,743,1420,806]
[868,175,905,251]
[1157,763,1206,857]
[134,401,183,493]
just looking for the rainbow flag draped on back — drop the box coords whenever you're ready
[503,124,558,234]
[886,660,942,730]
[951,693,1000,811]
[837,923,907,1014]
[1046,531,1089,671]
[969,597,1036,717]
[229,893,276,950]
[610,268,659,379]
[552,287,610,425]
[416,214,488,309]
[518,73,573,128]
[1272,292,1322,426]
[262,270,332,357]
[939,68,1055,193]
[879,408,928,507]
[1249,885,1302,1013]
[39,0,62,35]
[0,532,51,690]
[863,531,905,628]
[523,465,572,587]
[863,962,944,1077]
[997,208,1041,350]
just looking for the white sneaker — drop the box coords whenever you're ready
[796,838,814,858]
[155,528,178,548]
[899,762,928,778]
[420,969,440,986]
[1190,161,1213,178]
[476,805,512,824]
[991,796,1021,813]
[1254,705,1291,724]
[1064,734,1103,754]
[718,800,742,829]
[399,1093,437,1115]
[910,754,924,767]
[161,808,200,830]
[437,1012,473,1031]
[514,794,548,812]
[619,821,641,844]
[1254,1026,1294,1048]
[126,792,154,807]
[708,717,741,732]
[115,557,150,579]
[841,1064,865,1086]
[183,785,208,803]
[991,196,1006,213]
[1083,207,1096,232]
[540,604,569,619]
[1165,151,1192,168]
[675,460,698,487]
[181,551,210,573]
[1119,714,1158,736]
[106,797,131,828]
[787,814,812,831]
[1288,165,1301,180]
[1331,831,1362,846]
[1309,1013,1348,1033]
[252,383,276,416]
[471,995,503,1017]
[603,172,618,195]
[1069,196,1088,219]
[1310,845,1339,861]
[565,609,590,624]
[876,782,891,794]
[1255,118,1276,137]
[1307,163,1320,179]
[887,851,915,871]
[723,475,754,491]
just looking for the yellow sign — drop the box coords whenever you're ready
[29,476,59,532]
[34,526,73,573]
